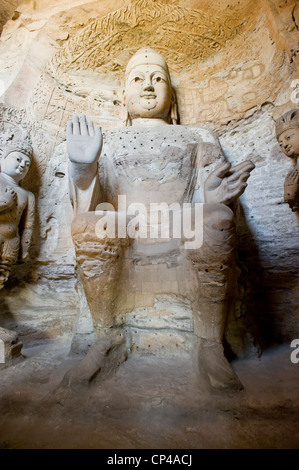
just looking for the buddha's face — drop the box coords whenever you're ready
[278,128,299,158]
[1,151,31,181]
[124,63,173,121]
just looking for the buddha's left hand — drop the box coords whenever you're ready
[204,160,255,205]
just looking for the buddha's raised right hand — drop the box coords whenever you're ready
[67,114,103,164]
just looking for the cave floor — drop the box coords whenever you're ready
[0,337,298,449]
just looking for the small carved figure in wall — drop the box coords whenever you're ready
[276,109,299,212]
[0,128,35,289]
[65,48,255,391]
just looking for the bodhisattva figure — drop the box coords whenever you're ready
[276,109,299,213]
[0,128,34,363]
[65,48,255,391]
[0,128,35,289]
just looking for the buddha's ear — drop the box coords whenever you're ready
[170,87,178,125]
[122,89,132,127]
[122,88,126,106]
[124,112,132,127]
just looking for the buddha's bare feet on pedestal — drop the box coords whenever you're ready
[60,330,128,390]
[197,339,243,392]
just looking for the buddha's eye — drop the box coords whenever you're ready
[134,76,142,83]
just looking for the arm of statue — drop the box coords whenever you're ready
[204,160,255,205]
[67,114,103,215]
[20,191,35,262]
[284,167,299,212]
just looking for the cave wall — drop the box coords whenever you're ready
[0,0,298,353]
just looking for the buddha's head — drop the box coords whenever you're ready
[276,109,299,162]
[0,129,32,183]
[1,151,31,183]
[123,47,178,126]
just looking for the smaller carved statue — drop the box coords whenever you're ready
[0,128,35,290]
[276,109,299,213]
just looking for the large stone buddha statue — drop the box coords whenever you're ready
[65,48,255,391]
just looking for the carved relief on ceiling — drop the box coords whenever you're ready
[28,0,289,140]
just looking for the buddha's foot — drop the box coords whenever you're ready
[198,339,243,391]
[60,330,128,390]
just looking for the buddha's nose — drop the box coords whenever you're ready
[143,80,154,91]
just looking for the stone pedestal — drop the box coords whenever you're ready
[0,326,23,365]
